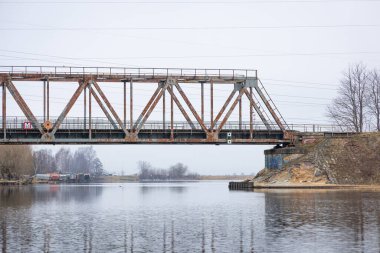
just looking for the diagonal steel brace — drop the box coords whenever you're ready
[133,85,161,130]
[52,80,89,135]
[217,88,246,132]
[166,86,196,130]
[209,89,236,131]
[243,89,272,130]
[88,85,118,130]
[173,81,208,134]
[135,79,172,134]
[92,81,129,137]
[5,79,44,134]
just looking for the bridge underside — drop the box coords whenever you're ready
[0,129,288,145]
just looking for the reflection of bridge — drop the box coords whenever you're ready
[0,66,350,145]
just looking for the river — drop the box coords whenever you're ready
[1,181,380,252]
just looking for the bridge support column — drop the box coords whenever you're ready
[264,146,305,170]
[84,85,87,130]
[163,85,166,131]
[210,79,214,126]
[43,80,46,121]
[123,81,126,128]
[2,82,5,140]
[170,80,174,140]
[249,87,253,139]
[47,77,50,121]
[89,82,92,139]
[130,80,133,130]
[239,98,242,130]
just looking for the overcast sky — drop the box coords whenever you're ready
[0,0,379,175]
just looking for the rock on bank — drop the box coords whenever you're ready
[254,133,380,185]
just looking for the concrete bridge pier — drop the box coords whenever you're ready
[264,147,305,170]
[263,133,323,170]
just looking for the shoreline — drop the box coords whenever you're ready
[229,180,380,190]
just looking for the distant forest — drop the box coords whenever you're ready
[138,161,200,181]
[0,146,103,180]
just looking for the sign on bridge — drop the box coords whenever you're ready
[23,122,33,130]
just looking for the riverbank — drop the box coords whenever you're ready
[252,132,380,188]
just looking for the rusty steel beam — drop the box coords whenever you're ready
[201,82,204,122]
[0,73,248,84]
[249,87,253,132]
[2,82,5,140]
[173,81,208,134]
[88,86,118,130]
[89,83,92,139]
[135,81,170,134]
[92,81,129,137]
[52,80,88,135]
[254,86,285,131]
[243,89,272,130]
[123,81,126,128]
[84,85,87,129]
[166,86,196,130]
[43,80,46,122]
[209,89,236,130]
[170,81,174,140]
[163,87,166,131]
[133,85,161,130]
[47,77,50,120]
[210,79,214,126]
[217,89,245,132]
[5,79,44,134]
[130,80,133,130]
[239,98,242,130]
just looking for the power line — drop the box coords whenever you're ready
[1,24,380,31]
[1,49,379,61]
[261,78,339,87]
[1,0,380,4]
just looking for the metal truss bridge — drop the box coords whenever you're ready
[0,66,347,145]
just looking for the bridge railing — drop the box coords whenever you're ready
[0,116,354,133]
[0,66,257,79]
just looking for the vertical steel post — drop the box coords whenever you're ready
[170,82,174,140]
[89,83,92,139]
[239,97,242,130]
[130,80,133,130]
[210,79,214,126]
[163,86,166,131]
[2,82,5,140]
[201,82,204,122]
[84,85,87,129]
[123,81,126,128]
[43,80,46,121]
[249,87,253,139]
[47,78,50,120]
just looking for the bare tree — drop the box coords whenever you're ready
[33,149,56,174]
[367,69,380,131]
[0,146,34,179]
[327,63,369,132]
[55,147,73,173]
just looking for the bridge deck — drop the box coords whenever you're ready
[0,128,287,145]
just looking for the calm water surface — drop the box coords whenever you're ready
[1,181,380,252]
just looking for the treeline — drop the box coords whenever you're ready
[138,161,200,181]
[328,63,380,132]
[34,146,103,175]
[0,146,103,180]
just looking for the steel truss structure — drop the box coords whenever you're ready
[0,66,291,145]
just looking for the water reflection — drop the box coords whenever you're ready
[0,183,380,252]
[262,189,380,252]
[140,184,187,195]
